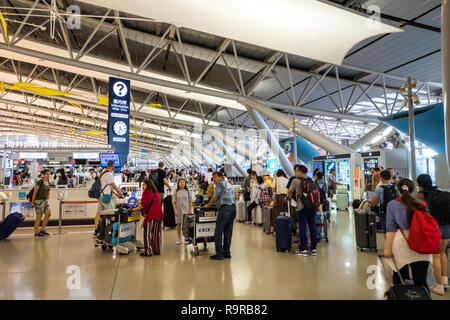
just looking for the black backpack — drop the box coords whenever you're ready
[380,184,398,214]
[426,189,450,225]
[316,181,327,205]
[150,171,159,185]
[26,187,35,202]
[88,171,107,199]
[299,177,321,209]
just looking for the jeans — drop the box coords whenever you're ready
[214,204,236,257]
[393,261,430,292]
[247,201,258,222]
[297,207,318,251]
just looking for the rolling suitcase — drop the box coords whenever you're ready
[262,206,272,233]
[336,185,349,210]
[316,211,328,242]
[236,201,246,222]
[378,255,431,300]
[354,200,377,251]
[163,195,176,228]
[275,215,292,252]
[0,212,24,240]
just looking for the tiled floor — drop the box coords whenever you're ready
[0,209,448,300]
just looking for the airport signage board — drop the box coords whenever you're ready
[72,152,99,160]
[19,152,48,159]
[107,77,130,169]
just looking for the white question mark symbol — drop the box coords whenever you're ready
[117,83,124,95]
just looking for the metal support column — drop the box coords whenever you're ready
[292,118,298,166]
[246,107,294,177]
[443,0,450,175]
[407,77,417,181]
[208,134,246,176]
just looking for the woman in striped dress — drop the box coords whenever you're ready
[132,179,164,256]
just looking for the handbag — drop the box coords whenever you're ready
[140,191,157,228]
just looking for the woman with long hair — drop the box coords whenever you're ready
[172,178,193,244]
[417,174,450,295]
[271,169,289,233]
[132,179,164,257]
[383,178,432,292]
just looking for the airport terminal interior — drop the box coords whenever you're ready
[0,0,449,300]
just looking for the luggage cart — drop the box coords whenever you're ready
[188,206,218,256]
[94,203,143,255]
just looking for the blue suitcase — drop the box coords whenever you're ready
[0,212,25,240]
[275,215,292,252]
[316,211,329,242]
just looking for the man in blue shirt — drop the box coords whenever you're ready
[204,171,236,260]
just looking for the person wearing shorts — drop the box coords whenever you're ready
[31,169,52,238]
[94,160,125,234]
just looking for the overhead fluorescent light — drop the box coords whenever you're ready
[81,0,402,65]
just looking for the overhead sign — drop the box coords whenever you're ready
[72,152,99,160]
[19,152,48,159]
[108,77,130,170]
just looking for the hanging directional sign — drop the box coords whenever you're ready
[108,77,130,171]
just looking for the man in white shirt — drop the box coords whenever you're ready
[205,168,213,185]
[94,160,125,232]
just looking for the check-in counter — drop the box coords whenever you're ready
[0,187,98,226]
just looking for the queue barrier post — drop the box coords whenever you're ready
[54,199,67,236]
[1,200,5,221]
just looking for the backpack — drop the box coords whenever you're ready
[88,171,108,199]
[26,186,35,202]
[150,171,159,185]
[299,178,321,209]
[258,186,271,207]
[316,181,327,205]
[395,198,441,254]
[380,184,398,214]
[425,189,450,225]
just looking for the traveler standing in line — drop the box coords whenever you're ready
[417,174,450,295]
[370,170,399,233]
[263,170,273,199]
[94,160,125,232]
[205,168,213,185]
[242,169,253,204]
[271,169,289,233]
[384,178,432,292]
[315,172,330,222]
[154,162,172,205]
[85,168,97,189]
[31,169,52,238]
[172,178,193,245]
[247,175,264,224]
[204,171,236,260]
[287,165,318,257]
[327,168,343,199]
[132,179,164,256]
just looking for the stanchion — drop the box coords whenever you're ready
[1,200,5,221]
[54,199,67,235]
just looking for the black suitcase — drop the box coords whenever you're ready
[378,255,431,300]
[354,201,377,251]
[163,195,176,228]
[262,206,272,233]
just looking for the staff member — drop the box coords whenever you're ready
[204,171,236,260]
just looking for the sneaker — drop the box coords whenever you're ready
[210,255,224,260]
[294,250,309,257]
[176,240,181,245]
[224,255,231,259]
[311,250,317,256]
[34,233,45,238]
[430,284,445,296]
[140,253,152,257]
[40,230,50,236]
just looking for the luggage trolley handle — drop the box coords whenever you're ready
[378,255,407,286]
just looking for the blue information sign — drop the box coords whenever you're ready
[108,77,131,171]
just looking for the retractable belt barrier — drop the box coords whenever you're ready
[56,200,98,235]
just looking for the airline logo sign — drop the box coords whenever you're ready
[196,223,216,238]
